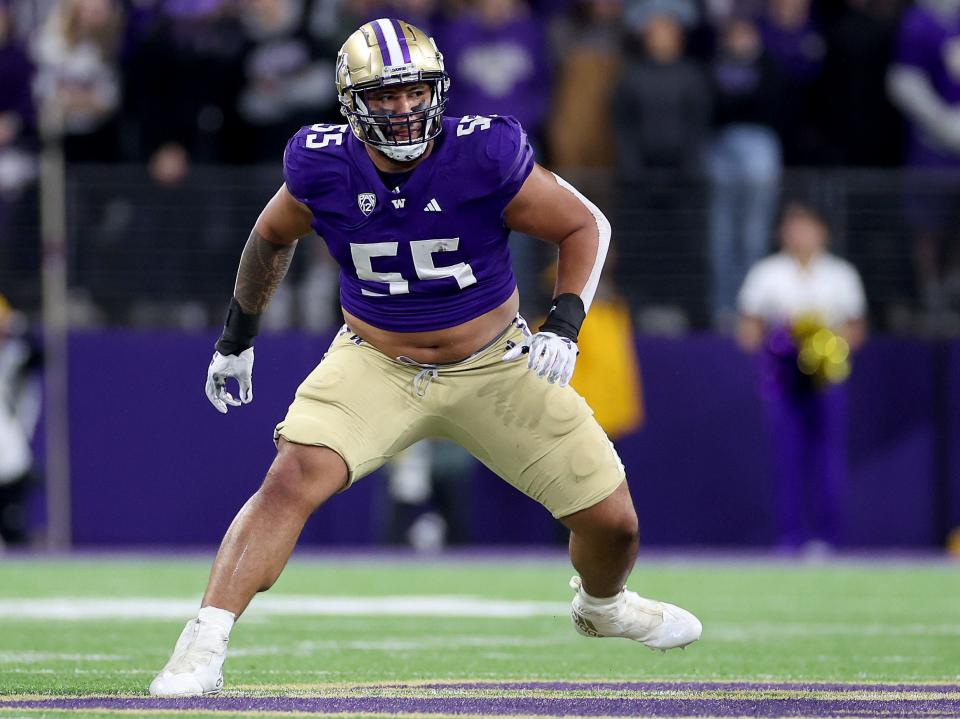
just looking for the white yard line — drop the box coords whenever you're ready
[229,635,561,658]
[0,598,955,643]
[0,652,126,663]
[0,596,569,620]
[705,623,960,640]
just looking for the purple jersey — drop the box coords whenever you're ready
[894,6,960,166]
[283,114,535,332]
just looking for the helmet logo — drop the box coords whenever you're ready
[357,193,377,216]
[382,63,419,84]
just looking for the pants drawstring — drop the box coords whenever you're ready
[412,367,439,397]
[395,316,528,398]
[397,356,439,398]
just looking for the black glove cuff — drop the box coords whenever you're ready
[539,293,585,343]
[215,297,261,356]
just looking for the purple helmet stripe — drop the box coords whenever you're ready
[370,20,395,66]
[391,19,412,64]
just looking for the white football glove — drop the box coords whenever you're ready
[205,347,254,413]
[502,331,579,387]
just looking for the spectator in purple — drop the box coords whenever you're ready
[757,0,826,164]
[434,0,552,319]
[705,12,783,330]
[437,0,551,148]
[887,0,960,326]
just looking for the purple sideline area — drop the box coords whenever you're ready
[5,692,960,717]
[410,682,960,691]
[61,330,955,547]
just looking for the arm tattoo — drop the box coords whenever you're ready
[233,230,298,314]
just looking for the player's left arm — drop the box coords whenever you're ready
[501,164,610,386]
[504,164,608,305]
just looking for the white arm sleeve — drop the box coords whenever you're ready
[887,65,960,151]
[552,173,610,313]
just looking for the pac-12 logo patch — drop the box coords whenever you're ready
[357,192,377,216]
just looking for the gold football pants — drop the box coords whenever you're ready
[275,319,625,518]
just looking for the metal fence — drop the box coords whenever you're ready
[1,164,951,334]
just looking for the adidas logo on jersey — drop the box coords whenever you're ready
[424,199,442,212]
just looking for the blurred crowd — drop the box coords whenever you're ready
[0,0,913,169]
[3,0,960,332]
[5,0,959,551]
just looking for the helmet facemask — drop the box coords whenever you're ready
[345,75,448,162]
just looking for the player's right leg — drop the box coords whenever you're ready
[151,328,429,697]
[149,440,348,697]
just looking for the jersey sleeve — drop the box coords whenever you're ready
[475,115,536,212]
[282,125,348,206]
[282,128,316,205]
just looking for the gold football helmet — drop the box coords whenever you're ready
[336,18,450,161]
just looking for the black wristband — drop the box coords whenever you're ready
[539,293,585,343]
[215,297,261,356]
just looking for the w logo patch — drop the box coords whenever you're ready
[357,193,377,216]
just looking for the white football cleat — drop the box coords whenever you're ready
[569,576,702,651]
[149,618,229,697]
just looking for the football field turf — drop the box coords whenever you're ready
[0,552,957,718]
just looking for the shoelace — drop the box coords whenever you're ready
[166,621,227,674]
[397,356,439,397]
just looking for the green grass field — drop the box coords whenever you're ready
[0,552,958,718]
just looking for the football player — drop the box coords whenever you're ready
[150,18,701,697]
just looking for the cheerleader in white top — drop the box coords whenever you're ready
[736,201,867,551]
